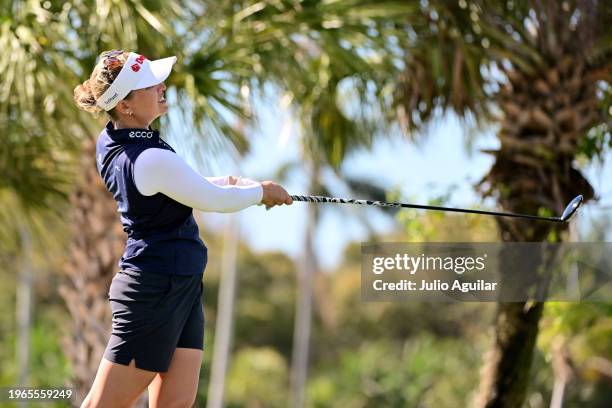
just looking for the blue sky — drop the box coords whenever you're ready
[168,91,612,271]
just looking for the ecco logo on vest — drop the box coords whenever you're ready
[129,131,154,138]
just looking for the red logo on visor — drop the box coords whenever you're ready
[130,54,148,72]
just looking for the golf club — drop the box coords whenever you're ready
[290,194,584,223]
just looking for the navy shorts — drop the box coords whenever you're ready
[103,270,204,372]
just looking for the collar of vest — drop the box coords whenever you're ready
[106,121,160,144]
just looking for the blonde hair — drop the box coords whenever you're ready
[73,50,133,118]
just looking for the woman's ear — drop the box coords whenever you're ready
[116,100,133,116]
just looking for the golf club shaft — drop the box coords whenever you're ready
[290,195,563,223]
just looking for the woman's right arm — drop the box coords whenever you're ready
[133,148,291,212]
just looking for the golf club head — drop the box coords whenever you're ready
[560,195,583,222]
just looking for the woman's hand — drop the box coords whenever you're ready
[260,181,293,209]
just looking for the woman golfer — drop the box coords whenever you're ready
[73,50,292,407]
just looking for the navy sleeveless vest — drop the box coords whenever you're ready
[95,121,208,276]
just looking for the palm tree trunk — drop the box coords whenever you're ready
[58,136,128,404]
[476,301,545,408]
[290,165,319,408]
[207,215,240,408]
[475,55,596,406]
[16,224,33,408]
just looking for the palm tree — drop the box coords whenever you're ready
[383,1,610,406]
[1,1,255,403]
[290,162,319,408]
[189,4,405,406]
[286,93,391,407]
[59,138,129,402]
[1,1,95,399]
[206,87,251,408]
[472,2,607,405]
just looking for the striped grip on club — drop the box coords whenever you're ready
[290,195,401,208]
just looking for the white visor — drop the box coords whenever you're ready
[96,52,177,111]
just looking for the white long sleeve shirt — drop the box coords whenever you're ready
[133,147,263,213]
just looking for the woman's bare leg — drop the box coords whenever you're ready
[80,357,158,408]
[147,348,203,408]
